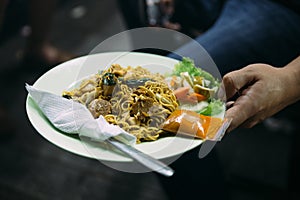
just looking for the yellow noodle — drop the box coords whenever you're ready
[64,64,178,143]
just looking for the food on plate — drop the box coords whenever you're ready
[62,58,225,143]
[161,110,223,140]
[166,57,223,116]
[62,64,178,143]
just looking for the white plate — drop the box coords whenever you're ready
[26,52,223,162]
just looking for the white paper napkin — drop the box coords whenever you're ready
[26,84,136,146]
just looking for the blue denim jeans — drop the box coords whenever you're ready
[170,0,300,75]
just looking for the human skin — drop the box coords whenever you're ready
[223,56,300,132]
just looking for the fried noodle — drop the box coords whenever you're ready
[63,64,178,143]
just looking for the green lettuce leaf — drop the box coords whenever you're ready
[198,99,224,116]
[173,57,219,87]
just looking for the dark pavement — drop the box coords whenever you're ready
[0,0,299,199]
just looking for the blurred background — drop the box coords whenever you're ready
[0,0,299,199]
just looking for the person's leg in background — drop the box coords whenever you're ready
[117,0,226,37]
[172,0,225,37]
[171,0,300,75]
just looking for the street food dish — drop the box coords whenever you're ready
[62,57,225,143]
[26,52,225,161]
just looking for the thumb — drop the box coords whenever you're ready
[223,66,256,100]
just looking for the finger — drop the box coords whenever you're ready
[225,107,242,132]
[241,107,278,129]
[242,118,261,129]
[225,93,258,132]
[226,101,235,109]
[223,67,256,100]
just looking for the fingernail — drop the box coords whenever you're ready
[226,101,235,109]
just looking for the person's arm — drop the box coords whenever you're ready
[223,56,300,132]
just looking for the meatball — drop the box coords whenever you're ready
[88,99,111,118]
